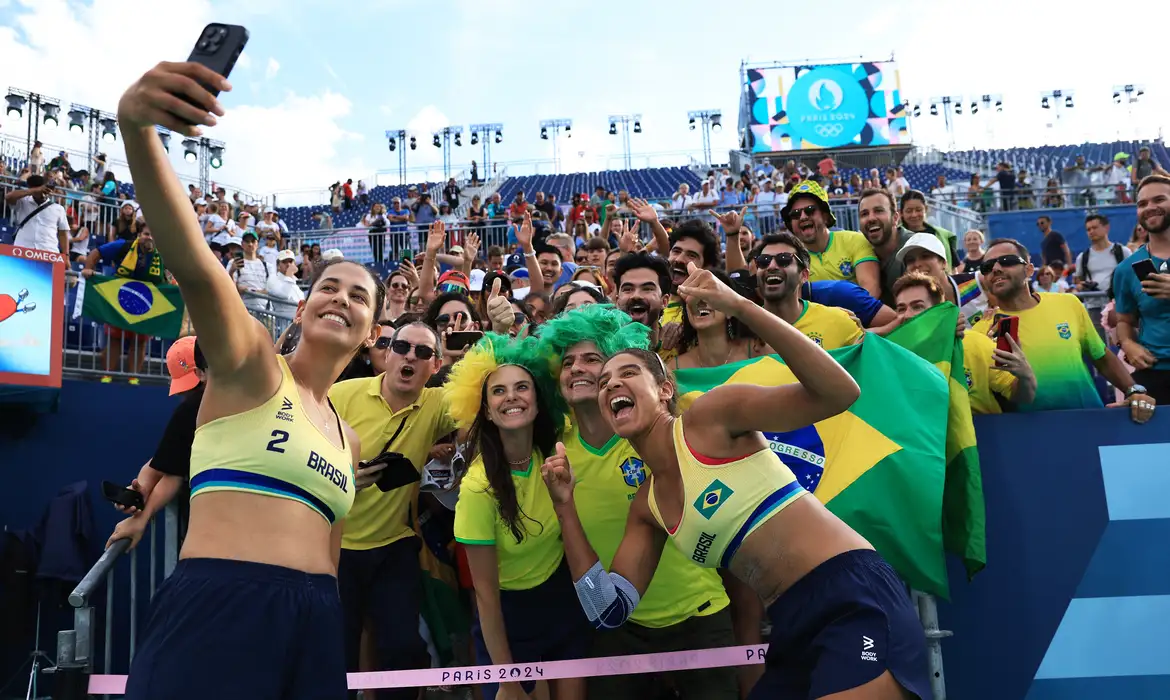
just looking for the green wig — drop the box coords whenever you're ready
[536,303,652,361]
[442,331,569,434]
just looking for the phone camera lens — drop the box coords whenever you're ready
[217,27,228,36]
[197,40,209,51]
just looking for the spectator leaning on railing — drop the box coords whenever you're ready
[266,250,304,305]
[1112,175,1170,403]
[228,231,272,312]
[5,174,69,254]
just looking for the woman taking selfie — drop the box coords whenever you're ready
[446,334,587,700]
[114,60,384,700]
[543,264,930,700]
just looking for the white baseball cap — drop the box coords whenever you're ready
[322,248,344,261]
[896,232,948,263]
[276,250,297,262]
[225,235,244,248]
[468,268,486,292]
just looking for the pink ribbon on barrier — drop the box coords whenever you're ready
[87,643,770,694]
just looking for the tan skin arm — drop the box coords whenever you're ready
[627,198,672,256]
[854,259,881,299]
[513,212,545,295]
[117,62,277,394]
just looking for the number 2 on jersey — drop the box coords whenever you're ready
[267,429,290,453]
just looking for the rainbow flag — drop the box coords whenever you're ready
[675,334,954,597]
[886,302,987,581]
[80,274,186,339]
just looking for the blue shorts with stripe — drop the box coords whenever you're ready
[124,558,347,700]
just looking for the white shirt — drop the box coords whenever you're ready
[11,196,69,252]
[266,272,304,305]
[891,177,911,198]
[204,213,228,241]
[671,194,693,211]
[1080,243,1131,293]
[81,194,99,222]
[255,220,280,239]
[692,190,719,209]
[230,257,271,311]
[259,246,279,268]
[754,190,780,211]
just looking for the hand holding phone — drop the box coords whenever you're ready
[1133,258,1157,282]
[102,480,145,512]
[445,331,483,352]
[996,316,1020,355]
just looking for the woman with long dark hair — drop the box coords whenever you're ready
[543,266,930,700]
[675,268,755,369]
[114,60,385,700]
[445,334,587,700]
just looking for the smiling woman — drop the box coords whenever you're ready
[111,60,384,700]
[442,334,588,700]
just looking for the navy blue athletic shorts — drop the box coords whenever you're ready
[124,558,347,700]
[472,560,591,700]
[747,549,930,700]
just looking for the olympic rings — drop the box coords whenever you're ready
[814,123,844,137]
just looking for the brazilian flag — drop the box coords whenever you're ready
[886,302,987,582]
[81,274,186,339]
[675,331,954,597]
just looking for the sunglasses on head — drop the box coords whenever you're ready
[374,337,437,360]
[438,283,467,294]
[755,252,799,269]
[788,204,819,220]
[979,254,1028,275]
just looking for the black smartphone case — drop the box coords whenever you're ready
[187,23,250,96]
[374,454,420,492]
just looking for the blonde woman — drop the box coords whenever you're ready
[959,229,986,274]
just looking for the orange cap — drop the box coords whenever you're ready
[166,336,201,396]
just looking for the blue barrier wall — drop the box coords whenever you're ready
[942,409,1170,699]
[3,383,1169,698]
[0,379,178,689]
[985,204,1137,262]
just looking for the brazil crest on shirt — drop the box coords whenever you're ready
[674,328,963,598]
[81,274,186,339]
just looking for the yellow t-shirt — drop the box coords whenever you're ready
[807,230,878,286]
[454,453,564,591]
[962,332,1016,415]
[329,378,456,551]
[565,426,729,628]
[661,299,684,327]
[793,299,865,350]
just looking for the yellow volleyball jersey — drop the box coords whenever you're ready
[190,355,355,525]
[454,452,564,591]
[806,230,878,285]
[565,426,729,628]
[792,299,866,350]
[329,378,455,551]
[661,299,684,327]
[647,417,807,569]
[961,332,1016,415]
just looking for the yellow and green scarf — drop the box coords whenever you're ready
[116,239,166,285]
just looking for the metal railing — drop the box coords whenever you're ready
[47,501,181,700]
[926,182,1138,213]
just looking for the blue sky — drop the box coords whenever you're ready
[1,0,1164,201]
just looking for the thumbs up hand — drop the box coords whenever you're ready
[540,441,575,504]
[486,277,516,335]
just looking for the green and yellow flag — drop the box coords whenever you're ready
[886,302,987,581]
[675,334,953,597]
[81,274,185,339]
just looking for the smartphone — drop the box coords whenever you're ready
[183,24,249,121]
[402,250,414,263]
[368,453,420,492]
[1133,258,1158,282]
[102,480,145,511]
[446,330,484,352]
[996,316,1020,354]
[232,250,244,260]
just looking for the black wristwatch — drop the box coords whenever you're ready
[1125,384,1148,398]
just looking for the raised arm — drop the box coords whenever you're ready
[712,208,749,271]
[679,264,860,435]
[117,63,274,384]
[628,198,671,255]
[542,444,662,630]
[419,220,444,303]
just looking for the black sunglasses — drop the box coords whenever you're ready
[979,255,1028,275]
[389,282,410,290]
[788,204,819,220]
[513,312,527,326]
[755,252,799,269]
[374,337,436,360]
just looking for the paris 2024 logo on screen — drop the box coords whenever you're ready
[785,67,869,149]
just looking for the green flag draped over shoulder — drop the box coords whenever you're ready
[674,335,953,598]
[886,302,987,580]
[81,274,186,339]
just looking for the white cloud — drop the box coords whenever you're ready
[265,57,280,80]
[405,105,450,138]
[235,51,252,71]
[0,0,365,195]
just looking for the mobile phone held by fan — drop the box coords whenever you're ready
[182,23,249,122]
[1133,258,1158,282]
[996,316,1020,354]
[102,480,145,511]
[446,331,483,352]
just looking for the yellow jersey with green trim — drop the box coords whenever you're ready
[566,426,729,628]
[792,299,865,350]
[329,378,456,551]
[961,332,1016,415]
[807,230,878,286]
[647,417,807,569]
[661,300,684,327]
[454,452,563,590]
[190,355,354,525]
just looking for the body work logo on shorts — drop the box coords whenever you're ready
[764,426,826,493]
[619,457,646,488]
[694,480,734,520]
[1056,322,1071,340]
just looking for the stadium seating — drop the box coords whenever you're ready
[495,167,705,204]
[945,140,1170,180]
[274,182,442,231]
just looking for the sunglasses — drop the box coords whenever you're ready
[979,255,1028,275]
[389,282,410,290]
[374,337,437,360]
[788,204,819,220]
[755,252,799,269]
[438,282,468,294]
[513,312,527,326]
[434,312,469,326]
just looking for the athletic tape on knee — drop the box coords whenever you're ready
[574,561,640,630]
